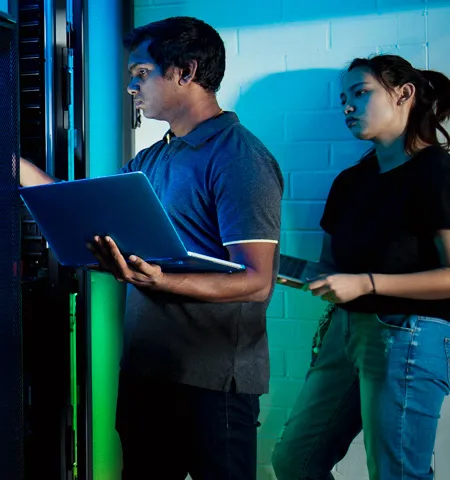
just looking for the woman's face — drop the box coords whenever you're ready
[340,66,405,143]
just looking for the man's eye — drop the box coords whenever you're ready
[139,69,148,76]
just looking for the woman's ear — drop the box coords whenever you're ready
[397,82,415,106]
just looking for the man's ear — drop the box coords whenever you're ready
[178,60,198,86]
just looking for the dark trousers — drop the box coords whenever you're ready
[116,371,260,480]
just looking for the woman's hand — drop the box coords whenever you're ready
[307,273,373,303]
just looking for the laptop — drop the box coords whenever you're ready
[277,254,309,287]
[277,254,333,287]
[19,172,245,273]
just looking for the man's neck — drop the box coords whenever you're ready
[169,96,223,137]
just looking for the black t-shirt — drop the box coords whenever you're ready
[320,145,450,320]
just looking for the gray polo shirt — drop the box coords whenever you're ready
[119,112,283,394]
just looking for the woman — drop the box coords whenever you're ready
[272,54,450,480]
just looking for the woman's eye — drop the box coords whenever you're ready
[355,89,366,97]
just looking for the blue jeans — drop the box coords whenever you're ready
[272,308,450,480]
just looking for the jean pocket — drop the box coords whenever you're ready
[374,313,416,333]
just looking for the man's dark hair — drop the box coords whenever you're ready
[124,16,225,93]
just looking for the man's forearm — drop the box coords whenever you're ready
[153,268,271,303]
[20,157,56,187]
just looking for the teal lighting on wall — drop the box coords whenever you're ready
[84,0,127,478]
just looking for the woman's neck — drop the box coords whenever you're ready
[374,136,410,173]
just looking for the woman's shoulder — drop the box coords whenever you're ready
[413,145,450,173]
[334,150,377,184]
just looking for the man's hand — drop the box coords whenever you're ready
[87,237,276,303]
[307,273,373,303]
[20,157,55,187]
[87,236,164,287]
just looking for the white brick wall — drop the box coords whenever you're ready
[133,2,450,479]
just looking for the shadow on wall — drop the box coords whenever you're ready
[234,68,371,260]
[135,0,450,29]
[233,69,372,478]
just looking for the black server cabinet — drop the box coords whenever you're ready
[0,8,23,480]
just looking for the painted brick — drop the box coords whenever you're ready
[281,201,325,230]
[217,28,239,57]
[261,378,304,407]
[269,349,286,377]
[154,0,186,4]
[286,349,313,379]
[331,15,398,50]
[283,231,323,260]
[267,319,307,350]
[133,3,449,478]
[256,465,277,480]
[267,143,330,172]
[136,0,283,28]
[286,46,378,70]
[282,0,377,23]
[240,72,331,113]
[267,290,285,318]
[290,171,336,200]
[286,111,354,141]
[377,43,427,68]
[377,0,425,13]
[236,113,285,144]
[397,10,427,44]
[336,442,369,478]
[135,5,185,24]
[257,436,278,465]
[428,7,450,76]
[282,173,291,200]
[238,22,328,56]
[331,141,372,170]
[284,287,327,320]
[228,54,286,87]
[134,119,169,153]
[267,318,319,350]
[258,406,288,438]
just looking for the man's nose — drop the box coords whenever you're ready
[127,80,139,96]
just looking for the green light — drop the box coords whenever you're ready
[89,273,124,479]
[70,293,78,478]
[85,0,127,477]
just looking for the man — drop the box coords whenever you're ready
[21,16,283,479]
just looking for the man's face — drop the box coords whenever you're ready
[127,39,179,121]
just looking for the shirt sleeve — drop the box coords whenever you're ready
[421,148,450,231]
[119,150,144,174]
[320,171,347,235]
[213,154,283,246]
